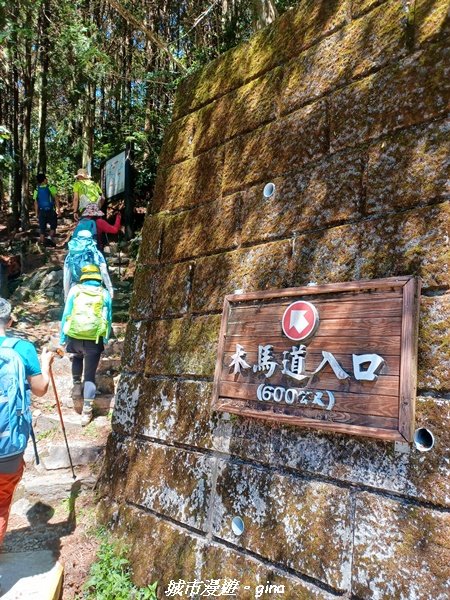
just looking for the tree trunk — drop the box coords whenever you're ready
[37,0,50,174]
[81,80,94,172]
[251,0,278,29]
[11,52,21,227]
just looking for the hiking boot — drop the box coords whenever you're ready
[81,402,93,427]
[72,382,83,399]
[45,237,57,247]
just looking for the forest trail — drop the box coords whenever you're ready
[0,210,133,598]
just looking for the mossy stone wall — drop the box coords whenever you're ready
[98,1,450,597]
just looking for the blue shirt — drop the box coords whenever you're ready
[0,336,41,378]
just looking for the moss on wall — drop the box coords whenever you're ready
[99,0,450,597]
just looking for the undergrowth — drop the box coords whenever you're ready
[81,529,157,599]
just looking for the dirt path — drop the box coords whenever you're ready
[1,211,131,598]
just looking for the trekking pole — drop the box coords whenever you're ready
[49,362,76,480]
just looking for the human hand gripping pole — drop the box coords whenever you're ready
[49,348,76,480]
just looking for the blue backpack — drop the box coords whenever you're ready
[0,338,33,460]
[66,233,102,282]
[36,185,54,211]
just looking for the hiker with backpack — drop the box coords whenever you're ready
[0,298,54,546]
[60,264,112,426]
[33,173,61,246]
[73,203,122,252]
[72,168,104,221]
[63,230,114,300]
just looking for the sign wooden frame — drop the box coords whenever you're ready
[212,277,421,442]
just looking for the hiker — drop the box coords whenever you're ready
[33,173,60,246]
[60,264,112,426]
[63,230,114,300]
[0,298,54,546]
[72,168,104,221]
[73,203,122,252]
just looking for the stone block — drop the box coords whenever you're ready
[365,118,450,215]
[352,492,450,599]
[134,378,221,449]
[152,147,224,213]
[125,441,214,532]
[130,262,192,319]
[275,0,350,63]
[200,542,336,600]
[415,0,450,47]
[109,504,205,589]
[95,433,135,502]
[223,100,328,194]
[214,416,275,465]
[240,149,363,244]
[193,68,282,155]
[129,266,154,320]
[111,373,142,435]
[121,320,149,373]
[330,43,450,150]
[161,196,240,262]
[351,0,387,18]
[107,504,336,598]
[145,314,221,377]
[291,201,450,289]
[138,214,164,265]
[281,0,407,114]
[418,294,450,391]
[159,112,197,166]
[191,240,292,313]
[212,461,352,590]
[271,396,450,507]
[173,0,348,120]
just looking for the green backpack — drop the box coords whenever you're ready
[65,285,108,342]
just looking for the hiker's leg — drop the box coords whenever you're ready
[38,211,46,244]
[48,210,57,245]
[81,341,103,426]
[0,460,24,545]
[66,338,84,403]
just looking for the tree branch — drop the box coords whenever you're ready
[105,0,186,71]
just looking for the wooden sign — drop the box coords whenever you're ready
[212,277,420,442]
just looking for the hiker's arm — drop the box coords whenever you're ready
[34,201,39,216]
[102,291,112,343]
[99,262,114,299]
[60,289,75,344]
[63,258,71,300]
[54,194,61,215]
[73,192,79,221]
[28,348,53,397]
[98,214,121,235]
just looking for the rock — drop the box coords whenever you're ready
[41,442,103,470]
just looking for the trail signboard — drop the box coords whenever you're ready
[212,277,420,442]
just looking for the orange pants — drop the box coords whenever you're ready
[0,460,24,545]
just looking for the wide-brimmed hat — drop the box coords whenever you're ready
[74,168,91,180]
[79,264,102,283]
[82,204,104,217]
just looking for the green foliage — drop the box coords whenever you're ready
[83,530,157,600]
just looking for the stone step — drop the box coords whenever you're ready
[34,412,82,435]
[39,441,103,471]
[107,255,130,266]
[0,551,63,600]
[16,472,96,504]
[69,394,115,415]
